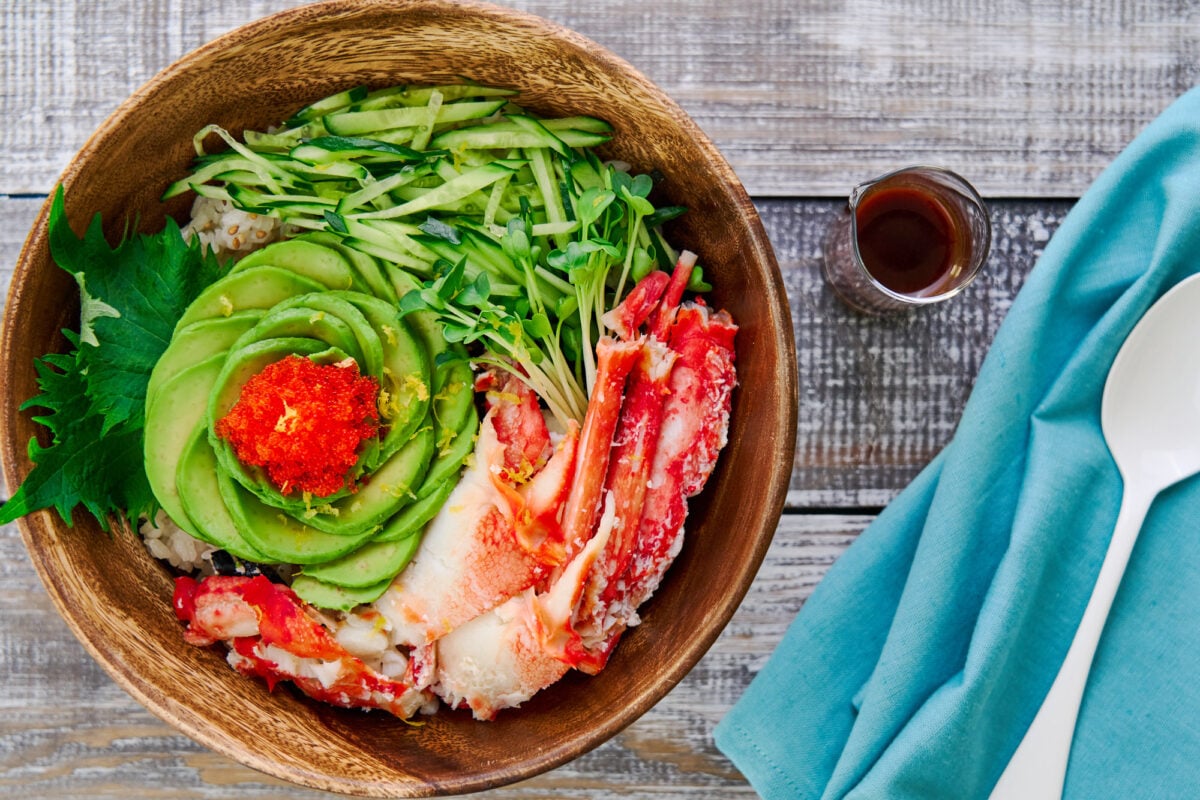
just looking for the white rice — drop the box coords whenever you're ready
[180,196,291,259]
[140,510,215,573]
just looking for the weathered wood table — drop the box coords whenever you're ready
[1,1,1195,797]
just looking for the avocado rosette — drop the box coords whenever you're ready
[144,238,478,607]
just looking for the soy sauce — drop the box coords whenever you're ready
[855,186,958,295]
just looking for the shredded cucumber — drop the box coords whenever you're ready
[168,82,702,426]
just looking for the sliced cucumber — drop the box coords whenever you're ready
[289,136,430,166]
[355,83,517,111]
[429,119,612,152]
[324,99,507,136]
[284,85,369,127]
[350,160,524,222]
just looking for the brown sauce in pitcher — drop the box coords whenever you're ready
[855,186,960,295]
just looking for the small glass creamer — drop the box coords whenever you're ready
[822,166,991,315]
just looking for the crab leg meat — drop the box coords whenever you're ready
[645,250,698,340]
[556,337,642,563]
[173,575,431,719]
[569,339,676,667]
[601,269,670,340]
[375,376,568,647]
[172,257,737,723]
[482,374,581,564]
[427,300,737,711]
[434,496,616,719]
[619,302,738,615]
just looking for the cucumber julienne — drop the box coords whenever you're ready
[165,82,705,427]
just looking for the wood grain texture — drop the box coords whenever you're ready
[2,0,1196,198]
[0,513,862,799]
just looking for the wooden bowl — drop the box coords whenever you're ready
[0,1,797,796]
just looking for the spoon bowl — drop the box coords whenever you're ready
[1102,279,1200,487]
[991,272,1200,799]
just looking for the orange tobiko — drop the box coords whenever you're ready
[215,354,380,497]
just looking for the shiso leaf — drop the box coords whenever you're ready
[0,336,154,530]
[47,186,224,432]
[0,186,224,530]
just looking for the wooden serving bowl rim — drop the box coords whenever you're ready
[0,0,799,795]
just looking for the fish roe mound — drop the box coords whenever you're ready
[215,354,380,497]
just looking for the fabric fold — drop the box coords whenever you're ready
[716,86,1200,799]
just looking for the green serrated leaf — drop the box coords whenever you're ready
[48,186,223,433]
[0,331,155,531]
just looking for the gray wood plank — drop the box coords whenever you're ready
[0,513,863,798]
[1,0,1195,198]
[773,198,1074,507]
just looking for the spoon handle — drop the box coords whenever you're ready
[989,484,1154,800]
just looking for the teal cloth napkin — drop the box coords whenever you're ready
[715,87,1200,799]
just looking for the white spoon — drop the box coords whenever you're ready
[990,272,1200,800]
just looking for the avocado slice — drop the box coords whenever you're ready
[144,351,227,534]
[218,470,377,565]
[300,535,422,588]
[146,311,261,405]
[175,266,325,329]
[176,425,273,563]
[261,292,385,377]
[302,425,436,535]
[337,292,431,465]
[415,403,479,501]
[228,238,364,293]
[295,231,398,304]
[429,360,475,445]
[290,574,393,611]
[373,473,457,543]
[207,337,353,511]
[235,304,365,367]
[386,265,475,441]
